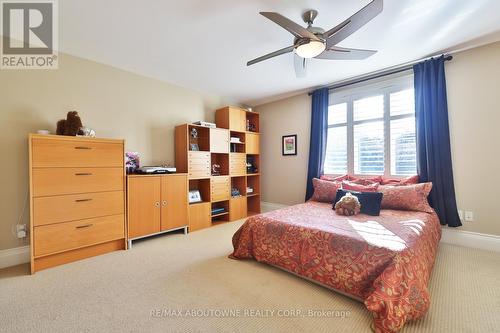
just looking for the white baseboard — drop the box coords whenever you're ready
[440,228,500,253]
[0,246,30,269]
[261,201,500,253]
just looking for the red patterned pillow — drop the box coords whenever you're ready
[311,178,341,202]
[342,180,379,192]
[381,175,419,185]
[378,183,434,213]
[320,174,349,182]
[349,176,383,185]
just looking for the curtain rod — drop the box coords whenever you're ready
[308,54,453,95]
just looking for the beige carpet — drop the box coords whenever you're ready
[1,220,500,333]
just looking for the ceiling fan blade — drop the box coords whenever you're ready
[260,12,320,41]
[324,0,383,49]
[294,54,307,78]
[247,45,295,66]
[315,47,377,60]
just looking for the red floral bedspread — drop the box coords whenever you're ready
[230,201,441,333]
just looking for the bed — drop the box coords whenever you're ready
[230,201,441,333]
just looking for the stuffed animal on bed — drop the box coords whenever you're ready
[334,192,361,216]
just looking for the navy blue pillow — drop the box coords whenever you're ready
[333,189,383,216]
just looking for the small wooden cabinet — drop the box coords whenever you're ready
[127,174,188,247]
[216,106,247,132]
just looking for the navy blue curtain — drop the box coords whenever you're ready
[305,88,329,201]
[414,56,461,227]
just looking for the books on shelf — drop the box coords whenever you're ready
[211,207,226,215]
[193,121,216,128]
[230,137,243,143]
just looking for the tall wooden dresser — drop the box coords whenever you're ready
[29,134,126,273]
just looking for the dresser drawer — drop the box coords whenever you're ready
[32,167,123,197]
[188,151,210,160]
[188,151,210,178]
[230,153,246,175]
[211,177,230,202]
[34,215,125,257]
[33,191,124,226]
[32,138,123,168]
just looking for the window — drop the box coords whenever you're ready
[325,76,416,176]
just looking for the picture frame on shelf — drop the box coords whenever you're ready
[188,190,202,203]
[282,134,297,156]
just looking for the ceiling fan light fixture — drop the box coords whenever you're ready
[295,40,325,58]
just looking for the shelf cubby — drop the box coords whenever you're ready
[211,200,230,222]
[231,176,246,197]
[189,179,211,204]
[246,175,260,197]
[246,111,260,133]
[188,125,210,152]
[247,195,261,215]
[210,153,229,176]
[230,131,246,153]
[246,154,260,175]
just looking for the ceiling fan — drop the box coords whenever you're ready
[247,0,383,77]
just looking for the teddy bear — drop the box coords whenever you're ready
[334,192,361,216]
[56,111,83,136]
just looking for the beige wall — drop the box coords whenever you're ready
[258,93,311,205]
[257,41,500,236]
[0,53,224,251]
[446,41,500,235]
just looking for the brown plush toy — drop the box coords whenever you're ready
[56,111,83,136]
[334,193,361,216]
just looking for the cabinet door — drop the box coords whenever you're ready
[229,108,246,132]
[210,128,229,153]
[161,175,188,231]
[229,197,247,221]
[189,202,211,232]
[246,133,260,154]
[128,177,161,239]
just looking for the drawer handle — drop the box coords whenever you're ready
[75,198,92,202]
[74,146,92,150]
[154,201,160,207]
[75,173,93,176]
[76,224,93,229]
[162,201,167,206]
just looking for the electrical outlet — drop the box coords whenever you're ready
[16,224,27,239]
[458,210,464,221]
[464,211,474,222]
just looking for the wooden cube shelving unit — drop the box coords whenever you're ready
[175,107,260,232]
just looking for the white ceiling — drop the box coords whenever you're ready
[60,0,500,106]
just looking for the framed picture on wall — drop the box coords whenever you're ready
[282,134,297,156]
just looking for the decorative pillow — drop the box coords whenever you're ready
[381,175,419,186]
[349,176,383,185]
[342,180,379,192]
[334,192,361,216]
[320,174,350,182]
[334,189,383,216]
[311,178,341,203]
[378,183,434,213]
